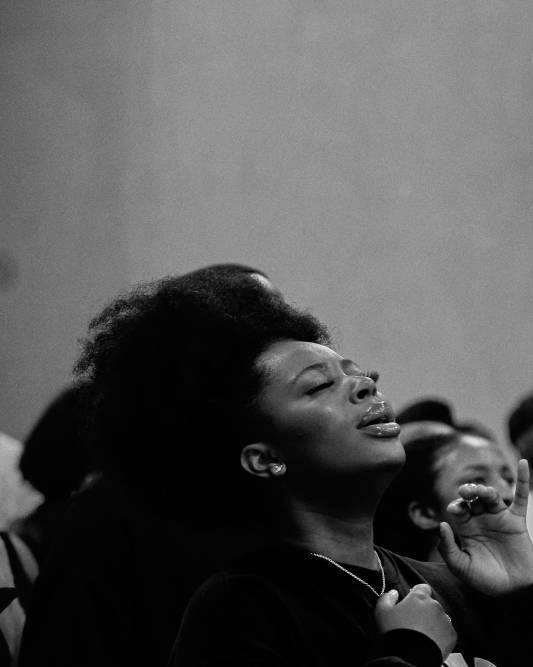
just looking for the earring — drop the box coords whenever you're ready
[271,462,286,476]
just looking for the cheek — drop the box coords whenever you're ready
[263,412,322,465]
[277,407,342,443]
[273,409,353,469]
[432,475,460,516]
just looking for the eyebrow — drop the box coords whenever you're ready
[290,359,362,385]
[460,465,491,474]
[458,463,511,477]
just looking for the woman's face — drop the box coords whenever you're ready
[254,340,405,482]
[432,435,515,521]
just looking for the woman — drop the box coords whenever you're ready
[374,430,516,561]
[169,328,533,666]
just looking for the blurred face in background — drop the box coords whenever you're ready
[432,434,515,523]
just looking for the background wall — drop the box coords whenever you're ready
[2,0,533,443]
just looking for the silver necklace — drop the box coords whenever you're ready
[309,550,386,597]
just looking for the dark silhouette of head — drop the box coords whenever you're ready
[396,398,455,426]
[397,396,497,443]
[20,382,92,500]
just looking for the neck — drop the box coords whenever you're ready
[280,498,377,568]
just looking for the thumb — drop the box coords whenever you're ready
[438,522,469,573]
[375,588,399,612]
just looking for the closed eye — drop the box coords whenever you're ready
[306,381,334,395]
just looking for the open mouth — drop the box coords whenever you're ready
[357,404,401,438]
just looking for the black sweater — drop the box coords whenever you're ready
[172,543,530,667]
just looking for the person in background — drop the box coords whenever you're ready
[0,428,44,664]
[0,383,94,666]
[0,434,41,532]
[0,528,37,666]
[18,264,285,667]
[374,430,515,561]
[396,397,498,444]
[0,584,22,667]
[12,382,94,565]
[508,392,533,537]
[396,397,455,428]
[395,398,456,446]
[0,429,41,665]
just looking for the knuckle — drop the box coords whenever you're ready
[411,591,427,602]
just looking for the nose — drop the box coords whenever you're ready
[348,375,378,403]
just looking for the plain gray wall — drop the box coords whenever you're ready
[2,1,533,443]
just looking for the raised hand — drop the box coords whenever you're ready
[375,583,457,661]
[438,459,533,595]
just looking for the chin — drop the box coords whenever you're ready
[351,444,406,479]
[378,441,406,471]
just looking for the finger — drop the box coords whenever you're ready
[510,459,530,517]
[457,484,505,515]
[438,522,469,575]
[446,498,471,517]
[458,483,495,503]
[407,583,432,599]
[375,588,399,611]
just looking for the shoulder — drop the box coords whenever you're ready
[179,546,316,641]
[378,547,461,588]
[185,567,291,620]
[377,547,469,614]
[174,568,301,665]
[401,556,463,593]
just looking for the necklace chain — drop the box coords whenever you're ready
[309,550,386,597]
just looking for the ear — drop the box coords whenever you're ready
[407,501,440,531]
[240,443,285,479]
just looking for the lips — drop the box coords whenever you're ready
[357,403,401,438]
